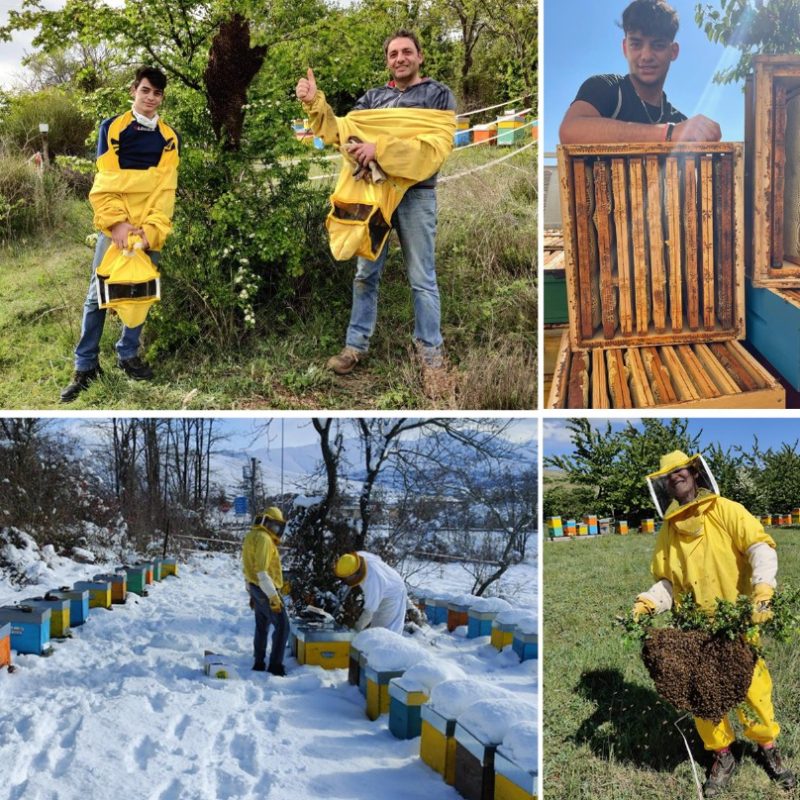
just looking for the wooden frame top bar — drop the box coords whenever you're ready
[559,142,741,157]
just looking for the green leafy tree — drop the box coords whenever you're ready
[741,438,800,514]
[696,0,800,84]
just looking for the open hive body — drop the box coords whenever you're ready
[745,56,800,390]
[550,142,784,409]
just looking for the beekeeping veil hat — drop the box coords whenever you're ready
[646,450,719,517]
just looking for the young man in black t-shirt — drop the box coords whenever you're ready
[559,0,721,144]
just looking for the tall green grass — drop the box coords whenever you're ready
[544,531,800,800]
[0,142,535,410]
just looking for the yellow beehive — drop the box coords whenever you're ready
[420,703,458,784]
[294,623,352,670]
[365,664,405,720]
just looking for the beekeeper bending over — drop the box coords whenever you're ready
[334,551,407,634]
[632,450,794,797]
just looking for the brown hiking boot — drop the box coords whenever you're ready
[326,346,365,375]
[758,745,796,790]
[60,366,103,403]
[703,748,737,797]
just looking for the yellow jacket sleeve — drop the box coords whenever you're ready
[265,537,284,592]
[303,91,341,145]
[374,133,452,181]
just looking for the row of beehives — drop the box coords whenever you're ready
[761,511,800,526]
[288,600,537,800]
[0,558,178,671]
[546,515,656,537]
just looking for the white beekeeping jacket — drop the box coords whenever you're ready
[358,551,408,634]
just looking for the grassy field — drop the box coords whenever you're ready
[544,530,800,800]
[0,141,535,410]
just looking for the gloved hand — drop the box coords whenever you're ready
[751,583,775,624]
[269,596,282,613]
[632,595,656,621]
[281,580,292,597]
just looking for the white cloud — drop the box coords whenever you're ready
[542,420,573,446]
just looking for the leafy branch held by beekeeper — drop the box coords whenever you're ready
[61,66,180,403]
[334,551,408,634]
[295,30,457,398]
[632,450,795,798]
[242,507,290,677]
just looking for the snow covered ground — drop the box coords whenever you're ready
[0,553,537,800]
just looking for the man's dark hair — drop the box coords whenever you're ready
[621,0,679,40]
[133,66,167,91]
[383,29,422,56]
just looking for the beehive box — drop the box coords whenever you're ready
[120,565,148,596]
[491,619,515,651]
[0,621,12,669]
[618,520,629,535]
[468,610,499,639]
[47,589,89,626]
[447,601,470,632]
[358,652,368,696]
[547,331,784,409]
[294,622,352,670]
[0,606,52,655]
[553,142,786,409]
[348,640,362,686]
[582,514,598,535]
[512,630,537,662]
[73,580,112,609]
[494,750,537,800]
[425,597,449,626]
[747,281,800,390]
[365,664,405,720]
[388,679,428,739]
[24,598,70,639]
[136,562,154,585]
[420,703,459,785]
[745,55,800,287]
[152,560,163,581]
[94,572,127,604]
[454,722,497,800]
[161,558,179,577]
[545,516,563,538]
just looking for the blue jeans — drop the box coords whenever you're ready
[247,583,289,670]
[74,233,159,371]
[345,186,442,353]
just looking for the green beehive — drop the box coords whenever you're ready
[152,560,163,581]
[119,565,148,596]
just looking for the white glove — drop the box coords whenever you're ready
[353,609,373,632]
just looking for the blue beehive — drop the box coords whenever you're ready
[512,629,538,662]
[467,609,499,639]
[0,605,52,655]
[388,678,428,739]
[47,589,90,626]
[424,596,449,625]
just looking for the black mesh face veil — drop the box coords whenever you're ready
[646,454,719,517]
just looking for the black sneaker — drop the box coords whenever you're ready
[703,749,737,797]
[267,664,286,677]
[117,356,154,381]
[759,745,796,790]
[252,661,266,672]
[60,366,103,403]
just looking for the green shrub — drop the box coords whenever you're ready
[1,87,93,157]
[0,153,70,239]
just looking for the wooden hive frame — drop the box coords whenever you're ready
[558,143,744,350]
[746,55,800,287]
[547,330,784,409]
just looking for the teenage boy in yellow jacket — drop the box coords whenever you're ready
[634,451,795,797]
[61,66,179,403]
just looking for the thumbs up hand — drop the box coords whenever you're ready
[295,67,317,103]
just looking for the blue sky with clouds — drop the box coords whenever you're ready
[543,0,746,154]
[543,418,800,460]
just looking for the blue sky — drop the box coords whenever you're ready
[543,418,800,460]
[543,0,746,153]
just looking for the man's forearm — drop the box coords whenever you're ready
[560,116,669,144]
[302,91,341,145]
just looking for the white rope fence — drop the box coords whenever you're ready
[438,140,536,184]
[456,94,532,119]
